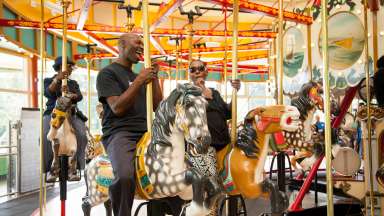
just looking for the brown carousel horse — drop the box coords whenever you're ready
[216,105,301,213]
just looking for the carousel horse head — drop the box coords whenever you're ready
[150,83,211,156]
[292,81,324,120]
[248,105,301,134]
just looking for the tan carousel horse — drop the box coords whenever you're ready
[216,105,301,213]
[46,96,80,181]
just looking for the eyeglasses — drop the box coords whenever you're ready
[189,65,205,73]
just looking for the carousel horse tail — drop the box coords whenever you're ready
[261,179,289,214]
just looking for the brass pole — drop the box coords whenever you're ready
[169,66,172,95]
[223,8,228,102]
[372,11,378,72]
[188,24,193,65]
[320,0,334,214]
[277,0,284,105]
[175,42,179,85]
[86,58,92,130]
[61,1,70,97]
[142,0,153,133]
[272,24,278,103]
[230,0,239,145]
[306,11,312,80]
[39,1,45,215]
[363,0,375,215]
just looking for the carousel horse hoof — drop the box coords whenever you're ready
[46,173,58,183]
[68,173,81,181]
[104,199,112,216]
[81,199,91,216]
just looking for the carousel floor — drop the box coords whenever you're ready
[0,179,369,216]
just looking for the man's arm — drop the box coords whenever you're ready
[47,71,67,94]
[105,67,156,117]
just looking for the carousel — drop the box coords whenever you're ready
[0,0,383,215]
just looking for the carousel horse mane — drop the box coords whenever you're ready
[148,83,203,156]
[291,81,319,120]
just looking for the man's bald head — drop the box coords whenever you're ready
[118,33,141,49]
[118,33,143,64]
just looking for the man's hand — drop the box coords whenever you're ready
[137,64,159,84]
[56,70,69,81]
[230,79,241,91]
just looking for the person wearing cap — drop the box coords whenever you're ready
[43,56,87,182]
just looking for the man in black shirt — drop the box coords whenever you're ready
[43,56,87,181]
[96,33,162,216]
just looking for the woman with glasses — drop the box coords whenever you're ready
[187,59,241,212]
[43,56,88,182]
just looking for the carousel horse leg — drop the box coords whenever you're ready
[204,175,224,209]
[261,179,288,214]
[185,168,206,215]
[81,198,91,216]
[68,156,80,181]
[46,140,60,182]
[104,199,112,216]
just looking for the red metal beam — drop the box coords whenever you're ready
[0,19,276,38]
[31,55,38,108]
[201,0,313,25]
[207,53,268,65]
[153,42,269,55]
[84,31,119,56]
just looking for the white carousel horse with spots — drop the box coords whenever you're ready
[82,83,222,216]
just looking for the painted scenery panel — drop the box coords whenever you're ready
[319,12,365,70]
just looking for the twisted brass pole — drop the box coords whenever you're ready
[230,0,239,145]
[363,0,375,215]
[320,0,334,214]
[39,1,46,215]
[142,0,153,133]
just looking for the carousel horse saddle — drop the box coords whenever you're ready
[95,155,114,194]
[93,133,154,198]
[135,132,154,199]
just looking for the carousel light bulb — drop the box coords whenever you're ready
[368,33,371,37]
[311,43,315,48]
[356,10,362,14]
[336,5,341,9]
[380,31,384,36]
[358,60,363,64]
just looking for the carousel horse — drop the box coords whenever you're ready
[216,105,301,213]
[46,95,80,182]
[280,81,325,175]
[82,83,222,216]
